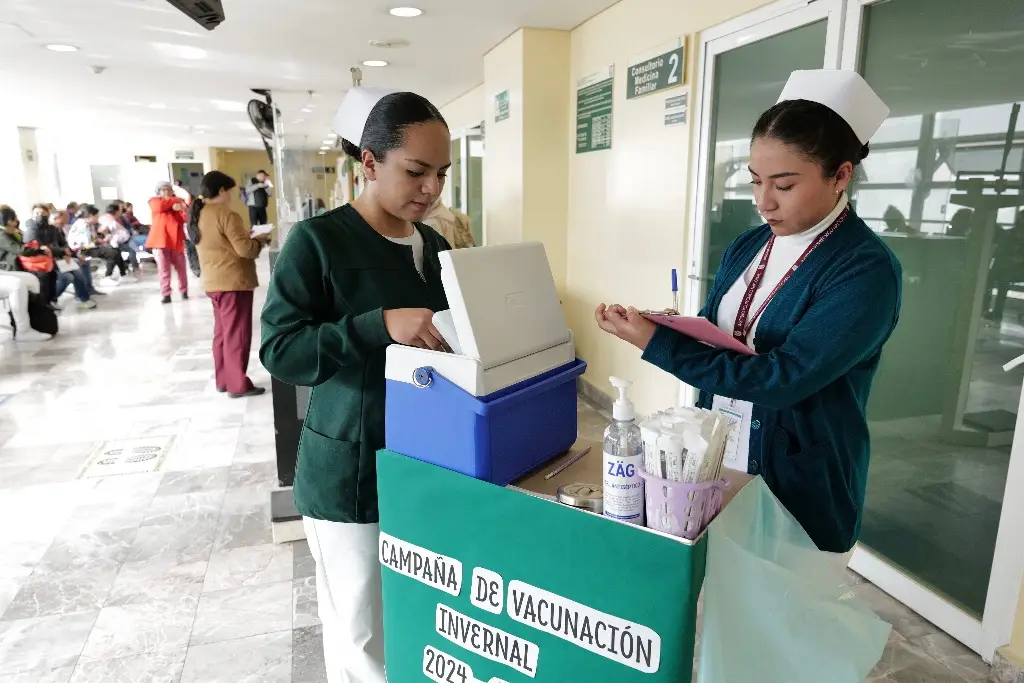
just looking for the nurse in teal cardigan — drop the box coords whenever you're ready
[596,69,903,557]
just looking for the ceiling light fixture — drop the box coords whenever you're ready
[148,103,168,110]
[319,146,330,151]
[301,106,312,113]
[363,60,388,67]
[319,151,327,155]
[368,39,411,49]
[389,7,422,17]
[45,43,78,52]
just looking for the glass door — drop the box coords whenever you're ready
[465,133,484,245]
[841,0,1024,659]
[448,137,464,212]
[447,126,485,245]
[685,0,844,319]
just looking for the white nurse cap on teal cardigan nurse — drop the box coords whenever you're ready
[777,69,890,144]
[331,86,399,145]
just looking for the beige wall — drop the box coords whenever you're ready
[1007,583,1024,663]
[481,29,571,291]
[563,0,771,413]
[441,0,775,412]
[441,85,485,132]
[210,149,275,229]
[210,148,338,229]
[482,30,526,249]
[522,29,571,294]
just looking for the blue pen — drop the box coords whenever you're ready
[671,268,679,313]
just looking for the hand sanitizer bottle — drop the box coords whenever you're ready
[603,377,645,525]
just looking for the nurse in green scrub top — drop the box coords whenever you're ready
[260,87,453,683]
[596,69,903,559]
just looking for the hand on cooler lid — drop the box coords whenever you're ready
[384,308,451,352]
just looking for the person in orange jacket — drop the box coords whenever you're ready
[147,181,189,303]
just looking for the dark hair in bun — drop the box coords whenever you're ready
[341,139,362,160]
[752,99,867,177]
[341,92,447,162]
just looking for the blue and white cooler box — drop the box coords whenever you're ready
[385,242,586,484]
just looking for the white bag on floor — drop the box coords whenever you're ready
[698,478,891,683]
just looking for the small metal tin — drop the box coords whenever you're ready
[557,483,603,514]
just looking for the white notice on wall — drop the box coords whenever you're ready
[378,532,463,596]
[507,580,662,673]
[435,603,539,678]
[100,186,119,200]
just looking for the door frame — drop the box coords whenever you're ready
[447,123,483,212]
[839,0,1024,661]
[684,0,1024,660]
[680,0,845,407]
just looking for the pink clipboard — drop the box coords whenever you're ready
[643,314,757,355]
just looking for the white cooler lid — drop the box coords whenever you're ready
[440,242,570,370]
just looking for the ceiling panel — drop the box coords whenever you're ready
[0,0,621,149]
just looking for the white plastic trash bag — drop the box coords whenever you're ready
[698,477,891,683]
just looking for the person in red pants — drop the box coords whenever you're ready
[191,171,272,398]
[147,181,189,303]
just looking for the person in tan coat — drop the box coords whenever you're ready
[190,171,272,398]
[422,198,475,249]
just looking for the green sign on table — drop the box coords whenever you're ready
[576,68,614,154]
[627,43,685,100]
[376,449,706,683]
[495,91,510,123]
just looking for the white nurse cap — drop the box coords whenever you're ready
[331,86,398,145]
[777,69,890,144]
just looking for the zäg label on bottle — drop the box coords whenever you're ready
[603,450,645,525]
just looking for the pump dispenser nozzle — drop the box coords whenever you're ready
[609,376,636,421]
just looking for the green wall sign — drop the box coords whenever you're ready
[627,45,685,99]
[376,450,706,683]
[495,91,510,123]
[576,69,614,154]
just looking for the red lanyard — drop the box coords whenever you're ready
[732,206,849,341]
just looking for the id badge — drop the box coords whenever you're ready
[712,396,753,472]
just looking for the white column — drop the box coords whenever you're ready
[0,126,28,216]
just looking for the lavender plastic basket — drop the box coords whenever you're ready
[639,471,729,541]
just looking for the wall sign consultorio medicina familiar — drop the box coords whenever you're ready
[379,532,664,680]
[626,44,686,99]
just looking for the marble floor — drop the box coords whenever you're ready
[0,262,324,683]
[0,256,994,683]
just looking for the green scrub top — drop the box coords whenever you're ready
[260,205,450,523]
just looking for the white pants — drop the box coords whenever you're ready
[303,517,386,683]
[1,271,40,294]
[0,274,32,332]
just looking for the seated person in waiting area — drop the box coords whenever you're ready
[69,204,132,284]
[122,202,150,252]
[0,204,58,306]
[23,204,97,310]
[99,203,141,274]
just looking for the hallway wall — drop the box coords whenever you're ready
[210,149,276,230]
[448,0,773,413]
[564,0,779,413]
[482,31,526,250]
[441,85,485,132]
